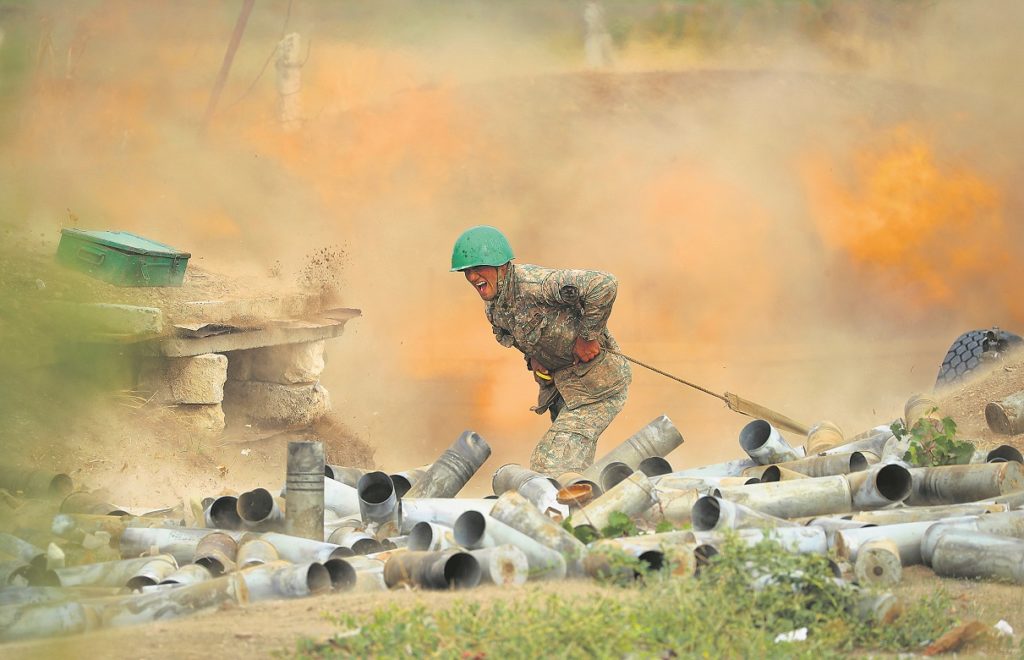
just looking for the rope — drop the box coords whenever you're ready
[606,349,728,403]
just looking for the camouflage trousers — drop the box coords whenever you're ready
[529,387,629,477]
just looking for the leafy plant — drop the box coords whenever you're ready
[892,410,974,467]
[563,510,637,543]
[600,511,639,538]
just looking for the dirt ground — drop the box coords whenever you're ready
[3,352,1023,659]
[936,356,1024,451]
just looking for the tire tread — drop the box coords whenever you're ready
[935,328,1023,388]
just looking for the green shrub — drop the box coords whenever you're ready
[891,413,974,467]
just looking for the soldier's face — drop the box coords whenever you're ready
[464,265,501,301]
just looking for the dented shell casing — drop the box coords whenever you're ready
[851,502,1007,525]
[260,532,351,563]
[239,560,333,600]
[821,425,894,458]
[715,475,853,519]
[407,522,456,552]
[324,465,365,488]
[120,527,244,565]
[739,420,801,465]
[930,530,1024,583]
[845,463,913,509]
[834,516,977,565]
[906,462,1024,506]
[193,532,238,575]
[804,421,845,455]
[469,545,529,586]
[669,457,758,479]
[382,550,481,590]
[389,465,431,498]
[399,498,495,534]
[453,510,566,580]
[356,471,401,530]
[574,472,657,535]
[492,463,568,518]
[904,393,941,430]
[643,487,702,527]
[488,491,586,575]
[769,452,871,478]
[691,496,799,532]
[581,415,683,484]
[55,554,178,588]
[919,510,1024,566]
[853,538,902,587]
[585,531,697,579]
[405,431,492,499]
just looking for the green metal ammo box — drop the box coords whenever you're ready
[56,229,191,287]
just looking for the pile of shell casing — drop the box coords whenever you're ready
[2,392,1023,643]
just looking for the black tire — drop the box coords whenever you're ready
[935,327,1023,388]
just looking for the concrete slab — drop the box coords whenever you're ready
[146,308,360,357]
[169,293,324,325]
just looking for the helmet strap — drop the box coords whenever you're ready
[494,262,513,300]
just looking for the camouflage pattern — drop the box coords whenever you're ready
[484,264,631,476]
[529,389,629,475]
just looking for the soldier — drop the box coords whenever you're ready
[451,225,631,477]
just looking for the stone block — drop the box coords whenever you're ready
[138,353,228,404]
[226,341,326,385]
[223,381,331,428]
[170,403,226,437]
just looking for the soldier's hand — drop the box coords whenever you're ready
[530,357,549,375]
[573,337,601,363]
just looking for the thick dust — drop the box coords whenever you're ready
[1,1,1023,503]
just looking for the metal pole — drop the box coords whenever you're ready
[200,0,255,133]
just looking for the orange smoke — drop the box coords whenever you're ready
[238,45,481,213]
[802,124,1016,317]
[632,162,779,346]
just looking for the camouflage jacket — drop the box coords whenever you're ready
[485,264,631,411]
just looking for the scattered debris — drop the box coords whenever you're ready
[774,627,808,643]
[923,620,990,656]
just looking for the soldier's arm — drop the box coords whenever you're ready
[541,269,619,341]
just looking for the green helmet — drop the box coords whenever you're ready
[450,226,514,271]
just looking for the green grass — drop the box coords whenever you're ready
[292,536,963,658]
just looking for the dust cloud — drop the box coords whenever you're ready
[2,1,1023,497]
